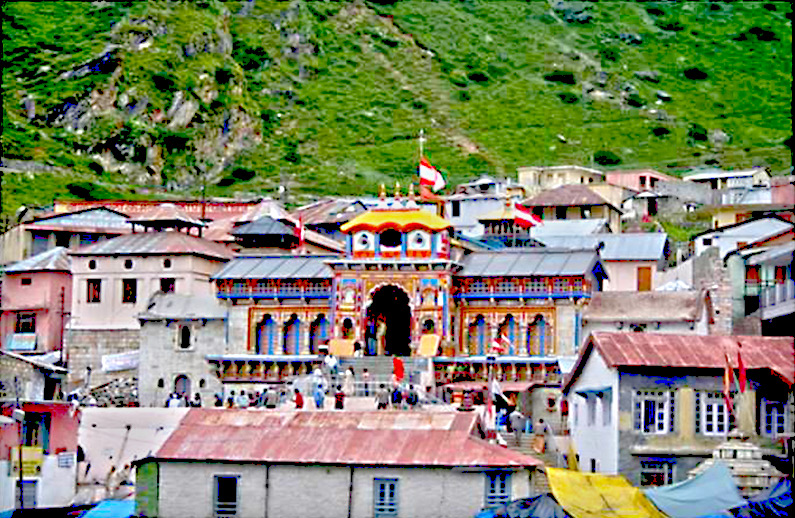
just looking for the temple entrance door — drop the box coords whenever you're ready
[365,285,411,356]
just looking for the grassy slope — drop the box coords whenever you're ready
[1,0,792,220]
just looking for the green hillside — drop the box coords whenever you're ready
[2,0,791,220]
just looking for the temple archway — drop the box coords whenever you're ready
[365,285,411,356]
[283,314,301,355]
[309,314,329,354]
[256,314,275,354]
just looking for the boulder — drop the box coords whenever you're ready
[634,70,660,83]
[656,90,672,102]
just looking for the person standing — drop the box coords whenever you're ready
[362,368,371,397]
[375,384,389,410]
[334,385,346,410]
[293,388,304,409]
[376,315,387,356]
[314,383,325,409]
[508,408,525,446]
[343,366,355,396]
[191,393,202,408]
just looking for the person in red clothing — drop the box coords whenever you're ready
[334,385,345,410]
[293,388,304,409]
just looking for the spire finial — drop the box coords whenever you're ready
[394,181,401,200]
[379,183,386,200]
[408,183,415,202]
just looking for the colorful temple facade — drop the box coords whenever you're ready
[212,192,606,364]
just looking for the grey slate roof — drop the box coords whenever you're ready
[5,247,71,273]
[698,217,792,239]
[212,256,335,280]
[70,231,233,260]
[583,291,703,322]
[535,233,668,261]
[139,293,227,320]
[231,216,294,236]
[459,249,601,277]
[529,219,609,237]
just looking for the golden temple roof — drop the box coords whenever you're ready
[340,207,452,233]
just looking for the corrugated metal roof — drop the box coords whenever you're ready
[213,256,335,280]
[536,233,668,261]
[5,247,71,273]
[154,410,542,467]
[129,203,204,226]
[529,219,609,237]
[292,198,368,226]
[564,333,794,392]
[231,216,294,236]
[583,291,702,322]
[705,218,792,239]
[521,185,615,208]
[459,250,599,277]
[70,231,233,260]
[29,207,132,230]
[746,241,795,265]
[138,293,227,320]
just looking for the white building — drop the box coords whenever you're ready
[692,217,794,259]
[134,410,542,518]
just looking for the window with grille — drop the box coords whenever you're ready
[122,279,137,304]
[586,396,596,426]
[485,472,511,507]
[87,279,101,303]
[15,480,37,509]
[15,313,36,333]
[470,279,489,294]
[374,478,398,517]
[160,278,175,293]
[763,400,787,437]
[602,393,612,426]
[640,460,675,486]
[213,475,238,517]
[553,277,569,293]
[633,390,675,434]
[698,391,729,436]
[527,277,546,293]
[496,279,516,294]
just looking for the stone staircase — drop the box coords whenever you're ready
[338,356,431,385]
[505,434,561,494]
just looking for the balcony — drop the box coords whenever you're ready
[759,280,795,320]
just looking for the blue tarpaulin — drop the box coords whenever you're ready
[643,462,747,518]
[475,493,571,518]
[79,500,135,518]
[732,477,793,518]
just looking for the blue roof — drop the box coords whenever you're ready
[535,233,668,261]
[80,500,136,518]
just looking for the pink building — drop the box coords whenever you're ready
[1,248,71,354]
[606,169,678,192]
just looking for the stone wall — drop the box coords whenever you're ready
[692,248,733,335]
[65,328,140,390]
[656,181,716,205]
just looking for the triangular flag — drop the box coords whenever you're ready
[514,203,542,228]
[419,156,446,192]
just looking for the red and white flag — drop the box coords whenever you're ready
[296,214,305,249]
[737,342,747,394]
[419,157,446,192]
[489,333,510,355]
[723,351,735,416]
[514,203,542,228]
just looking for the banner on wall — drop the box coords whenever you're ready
[101,350,140,372]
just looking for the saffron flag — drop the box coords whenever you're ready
[489,333,510,355]
[515,203,542,228]
[723,351,734,416]
[392,357,405,382]
[419,157,446,192]
[737,342,746,393]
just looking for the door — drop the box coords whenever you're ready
[637,266,652,292]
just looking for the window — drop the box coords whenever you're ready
[163,258,172,269]
[702,238,713,246]
[484,472,511,507]
[124,259,134,270]
[633,391,675,434]
[23,412,51,453]
[213,475,238,518]
[178,326,192,349]
[640,460,675,486]
[15,480,37,509]
[762,400,787,437]
[586,396,596,426]
[602,393,612,426]
[696,391,729,436]
[15,313,36,333]
[122,279,137,304]
[21,278,32,286]
[555,206,568,219]
[55,232,71,247]
[88,259,97,270]
[451,201,461,217]
[374,478,399,517]
[160,278,176,293]
[87,279,101,303]
[380,229,402,248]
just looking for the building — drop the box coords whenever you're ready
[292,198,371,240]
[519,185,623,233]
[444,176,526,238]
[517,165,605,195]
[0,207,132,266]
[134,410,542,518]
[581,290,713,344]
[137,293,227,407]
[66,207,233,389]
[606,169,678,192]
[693,217,794,259]
[563,333,794,486]
[1,247,71,354]
[683,169,771,191]
[534,233,669,292]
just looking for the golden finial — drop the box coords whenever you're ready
[379,183,387,200]
[408,183,415,202]
[394,181,401,200]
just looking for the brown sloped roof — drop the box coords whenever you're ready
[154,410,542,468]
[70,231,233,260]
[521,185,614,208]
[583,291,702,322]
[129,203,204,227]
[564,333,794,392]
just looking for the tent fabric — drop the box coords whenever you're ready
[474,493,572,518]
[732,477,793,518]
[643,462,747,518]
[79,500,136,518]
[546,468,667,518]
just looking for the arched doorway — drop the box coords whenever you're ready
[498,315,516,355]
[309,314,329,354]
[256,314,275,354]
[365,285,411,356]
[174,375,191,398]
[527,315,547,356]
[283,314,301,355]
